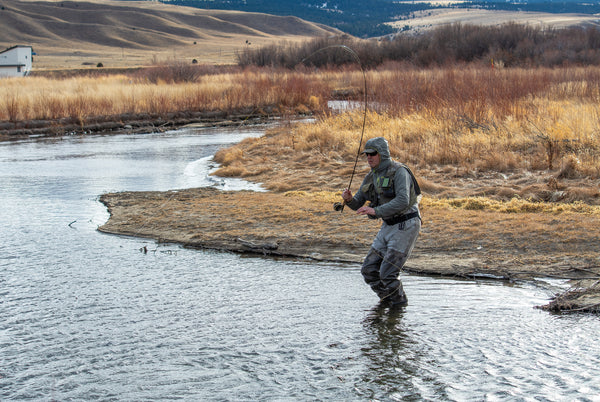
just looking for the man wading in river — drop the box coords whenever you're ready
[342,137,421,308]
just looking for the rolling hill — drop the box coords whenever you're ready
[0,0,341,69]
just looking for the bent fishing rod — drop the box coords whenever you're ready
[299,45,368,212]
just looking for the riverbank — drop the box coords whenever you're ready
[99,186,600,313]
[0,108,280,141]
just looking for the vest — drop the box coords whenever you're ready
[360,161,421,212]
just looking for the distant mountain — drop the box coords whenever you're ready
[145,0,600,37]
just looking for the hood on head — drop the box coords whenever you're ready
[362,137,390,161]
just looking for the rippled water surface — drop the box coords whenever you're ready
[2,127,600,401]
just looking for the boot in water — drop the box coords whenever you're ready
[388,289,408,308]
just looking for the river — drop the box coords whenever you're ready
[1,126,600,401]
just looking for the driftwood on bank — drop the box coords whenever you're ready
[0,108,278,140]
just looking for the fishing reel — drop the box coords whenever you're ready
[333,202,345,212]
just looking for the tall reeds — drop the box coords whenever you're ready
[0,67,332,124]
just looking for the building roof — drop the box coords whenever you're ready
[0,45,34,55]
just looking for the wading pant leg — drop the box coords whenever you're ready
[361,246,385,297]
[378,218,421,300]
[361,222,395,298]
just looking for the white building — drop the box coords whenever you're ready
[0,45,34,77]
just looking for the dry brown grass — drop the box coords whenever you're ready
[213,105,600,200]
[0,69,332,123]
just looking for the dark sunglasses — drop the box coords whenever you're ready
[364,151,378,157]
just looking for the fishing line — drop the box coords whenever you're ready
[299,45,368,212]
[301,45,419,308]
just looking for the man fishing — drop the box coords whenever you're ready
[342,137,421,308]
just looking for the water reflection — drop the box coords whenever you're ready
[359,304,423,400]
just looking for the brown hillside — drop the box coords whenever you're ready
[0,0,340,68]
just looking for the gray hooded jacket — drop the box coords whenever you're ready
[346,137,420,220]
